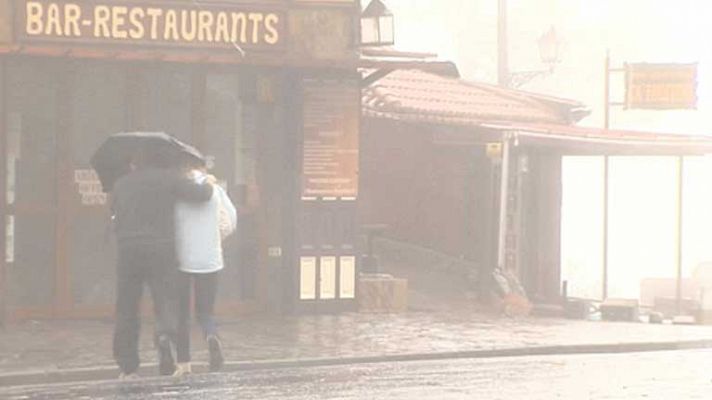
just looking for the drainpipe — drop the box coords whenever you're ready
[675,155,684,316]
[497,132,513,270]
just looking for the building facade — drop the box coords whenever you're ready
[0,0,364,322]
[360,68,712,306]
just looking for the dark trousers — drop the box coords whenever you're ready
[113,243,178,374]
[175,271,219,363]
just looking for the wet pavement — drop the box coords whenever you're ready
[3,349,712,399]
[3,310,712,382]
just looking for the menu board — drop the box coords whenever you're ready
[302,78,359,198]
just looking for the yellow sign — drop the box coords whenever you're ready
[15,0,285,49]
[625,63,697,109]
[486,142,502,159]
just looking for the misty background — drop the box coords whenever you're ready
[382,0,712,300]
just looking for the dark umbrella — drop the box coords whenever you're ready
[90,131,205,192]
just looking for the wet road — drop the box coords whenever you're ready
[3,350,712,399]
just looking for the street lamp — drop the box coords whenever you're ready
[360,0,395,46]
[538,26,562,72]
[508,26,563,88]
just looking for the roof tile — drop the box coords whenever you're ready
[362,69,581,125]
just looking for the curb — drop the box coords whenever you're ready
[3,339,712,388]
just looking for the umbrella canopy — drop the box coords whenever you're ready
[90,131,205,193]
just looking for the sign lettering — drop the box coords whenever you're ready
[74,169,107,206]
[16,0,285,49]
[625,63,697,110]
[302,78,359,198]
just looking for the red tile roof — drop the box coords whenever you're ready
[363,69,712,154]
[362,69,587,125]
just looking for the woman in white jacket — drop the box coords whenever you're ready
[173,168,236,376]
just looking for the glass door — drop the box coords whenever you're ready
[204,70,261,305]
[67,61,127,313]
[4,58,60,316]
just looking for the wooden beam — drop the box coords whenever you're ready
[361,68,393,87]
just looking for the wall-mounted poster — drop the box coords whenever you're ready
[299,256,317,300]
[302,78,359,198]
[339,255,355,299]
[319,256,336,299]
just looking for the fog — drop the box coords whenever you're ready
[384,0,712,300]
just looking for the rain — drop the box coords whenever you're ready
[2,0,712,398]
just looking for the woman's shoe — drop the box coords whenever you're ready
[118,372,140,380]
[172,362,192,377]
[207,335,224,372]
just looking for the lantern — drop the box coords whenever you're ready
[538,26,562,70]
[361,0,394,46]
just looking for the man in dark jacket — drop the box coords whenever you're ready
[111,150,213,378]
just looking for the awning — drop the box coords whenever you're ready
[480,122,712,155]
[0,44,459,74]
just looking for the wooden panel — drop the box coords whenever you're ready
[0,0,11,45]
[288,8,355,61]
[0,59,6,325]
[360,119,489,259]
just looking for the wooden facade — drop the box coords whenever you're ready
[359,117,563,303]
[0,0,363,323]
[359,69,590,304]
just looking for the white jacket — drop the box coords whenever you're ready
[175,172,237,273]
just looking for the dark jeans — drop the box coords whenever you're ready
[113,242,178,374]
[175,271,219,363]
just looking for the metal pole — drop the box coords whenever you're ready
[497,134,511,269]
[602,50,610,300]
[675,156,684,315]
[497,0,509,87]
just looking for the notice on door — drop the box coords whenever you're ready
[302,78,359,198]
[74,169,107,206]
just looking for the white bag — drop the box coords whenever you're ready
[215,185,237,240]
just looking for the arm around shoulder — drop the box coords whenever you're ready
[174,177,214,202]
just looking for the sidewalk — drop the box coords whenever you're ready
[3,309,712,387]
[3,241,712,387]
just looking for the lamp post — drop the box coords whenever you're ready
[498,0,562,88]
[538,26,562,71]
[506,26,562,88]
[360,0,395,47]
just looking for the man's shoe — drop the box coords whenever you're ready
[172,362,192,378]
[207,334,224,372]
[118,372,140,380]
[157,335,176,376]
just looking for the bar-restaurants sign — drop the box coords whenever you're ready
[625,63,697,109]
[15,0,285,49]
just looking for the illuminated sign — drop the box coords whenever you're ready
[15,0,285,49]
[625,63,697,110]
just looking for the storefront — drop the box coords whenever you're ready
[0,0,363,322]
[360,68,712,307]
